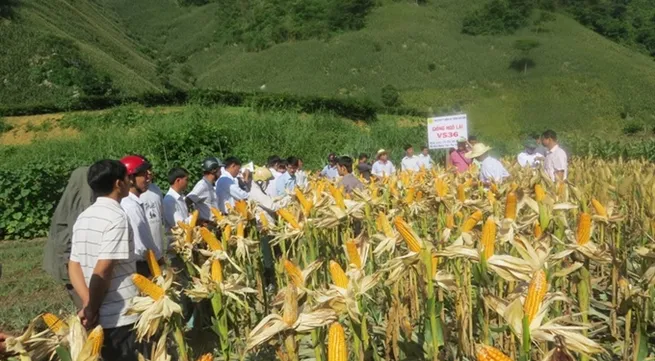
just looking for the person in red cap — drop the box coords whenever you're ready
[119,155,162,277]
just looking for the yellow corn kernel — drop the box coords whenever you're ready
[259,212,270,229]
[237,221,245,238]
[534,221,543,238]
[446,214,455,229]
[394,216,423,253]
[282,284,299,326]
[390,181,399,199]
[462,210,483,233]
[235,200,248,219]
[534,184,545,202]
[327,322,347,361]
[455,211,464,220]
[222,224,232,244]
[576,212,592,245]
[211,259,223,283]
[85,325,104,357]
[329,184,346,210]
[277,208,302,230]
[481,217,497,260]
[476,344,512,361]
[210,207,224,222]
[504,191,517,220]
[487,190,496,205]
[591,198,607,217]
[329,261,349,288]
[177,221,191,232]
[523,269,548,323]
[377,212,394,238]
[295,187,313,216]
[435,178,448,198]
[189,210,199,229]
[284,259,304,287]
[42,313,66,334]
[145,249,161,278]
[132,274,164,301]
[431,253,439,277]
[404,187,416,204]
[457,183,466,202]
[345,240,362,269]
[416,190,424,201]
[184,226,194,244]
[490,183,499,194]
[196,354,213,361]
[200,227,222,251]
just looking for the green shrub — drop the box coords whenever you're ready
[381,85,401,107]
[623,121,644,135]
[462,0,534,35]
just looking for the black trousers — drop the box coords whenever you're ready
[102,324,150,361]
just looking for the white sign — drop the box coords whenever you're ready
[427,114,468,150]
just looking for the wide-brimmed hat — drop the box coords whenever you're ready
[376,149,387,157]
[465,143,492,159]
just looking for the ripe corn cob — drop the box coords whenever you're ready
[534,184,545,202]
[259,212,270,229]
[132,274,164,301]
[200,227,222,251]
[394,216,423,252]
[235,200,248,219]
[284,259,304,287]
[416,190,424,201]
[431,253,439,277]
[327,322,347,361]
[345,240,362,269]
[505,191,517,220]
[177,221,191,232]
[476,344,512,361]
[490,183,499,194]
[329,184,346,210]
[222,225,232,243]
[576,212,592,245]
[211,259,223,283]
[462,210,483,233]
[237,221,245,238]
[210,207,224,222]
[523,269,548,323]
[278,209,302,230]
[184,227,193,244]
[457,184,466,202]
[146,249,161,278]
[329,261,349,288]
[390,182,399,198]
[196,354,213,361]
[282,285,299,326]
[435,178,448,198]
[85,326,104,357]
[534,221,543,238]
[481,217,497,260]
[404,187,416,204]
[377,212,395,238]
[42,313,66,334]
[487,190,496,205]
[591,198,607,217]
[190,210,199,229]
[295,187,313,216]
[446,214,455,229]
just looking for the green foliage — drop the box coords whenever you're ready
[0,0,16,18]
[462,0,535,35]
[381,85,401,107]
[622,121,645,135]
[0,118,13,133]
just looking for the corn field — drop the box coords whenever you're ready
[6,157,655,361]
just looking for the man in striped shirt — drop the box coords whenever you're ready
[68,159,147,361]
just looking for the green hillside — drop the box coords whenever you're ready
[2,0,655,140]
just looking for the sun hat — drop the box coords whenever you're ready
[523,139,538,149]
[376,149,388,158]
[465,143,492,159]
[253,167,273,182]
[457,137,467,143]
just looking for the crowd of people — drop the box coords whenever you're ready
[0,129,568,360]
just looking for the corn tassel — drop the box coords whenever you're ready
[327,322,347,361]
[210,207,224,222]
[576,212,592,245]
[284,259,304,287]
[85,326,104,357]
[523,270,548,323]
[329,261,349,288]
[278,208,302,230]
[591,199,607,217]
[481,217,497,260]
[237,221,245,238]
[329,184,346,210]
[394,216,423,252]
[235,199,248,219]
[132,274,164,301]
[189,210,199,228]
[345,240,362,269]
[462,210,483,233]
[211,259,223,283]
[476,344,512,361]
[295,187,313,216]
[505,191,517,220]
[145,249,161,278]
[534,184,545,202]
[457,183,466,202]
[200,227,222,251]
[42,313,66,334]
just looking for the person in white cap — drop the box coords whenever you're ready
[465,143,509,185]
[401,144,421,172]
[372,149,396,178]
[417,146,434,170]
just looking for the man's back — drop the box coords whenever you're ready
[70,197,138,329]
[140,183,164,253]
[187,177,215,220]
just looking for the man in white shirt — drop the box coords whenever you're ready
[295,158,308,188]
[119,155,162,277]
[216,157,250,214]
[417,146,434,170]
[465,143,509,185]
[401,145,421,172]
[163,167,190,235]
[320,153,339,180]
[517,140,544,168]
[68,159,145,361]
[187,157,222,222]
[541,130,568,181]
[275,156,299,196]
[130,155,165,255]
[372,149,396,178]
[267,155,283,180]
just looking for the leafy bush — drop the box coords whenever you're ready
[381,85,401,107]
[623,121,644,135]
[462,0,534,35]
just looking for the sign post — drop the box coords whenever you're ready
[427,114,468,150]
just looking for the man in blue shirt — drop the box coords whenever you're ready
[275,157,299,196]
[320,153,339,180]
